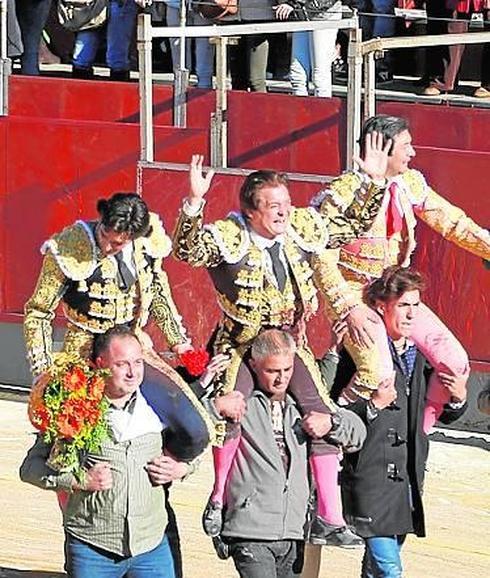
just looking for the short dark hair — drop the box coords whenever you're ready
[365,266,425,308]
[96,192,151,239]
[92,325,138,361]
[359,115,410,157]
[239,170,289,216]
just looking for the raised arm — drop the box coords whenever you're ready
[172,155,222,268]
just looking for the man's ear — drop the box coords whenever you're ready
[249,358,257,373]
[94,355,104,369]
[375,300,385,317]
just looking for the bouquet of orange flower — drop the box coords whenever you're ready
[28,353,110,479]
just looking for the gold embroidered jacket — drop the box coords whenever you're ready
[173,186,385,349]
[24,213,187,376]
[315,169,490,318]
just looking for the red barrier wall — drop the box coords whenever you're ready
[1,77,489,364]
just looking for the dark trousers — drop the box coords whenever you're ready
[16,0,52,75]
[426,2,490,90]
[230,540,304,578]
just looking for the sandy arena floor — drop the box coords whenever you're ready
[1,398,488,578]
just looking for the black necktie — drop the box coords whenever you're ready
[114,251,136,291]
[266,242,287,293]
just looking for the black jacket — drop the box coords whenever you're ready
[330,349,467,539]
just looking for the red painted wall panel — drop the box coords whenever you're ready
[1,78,488,365]
[1,116,207,315]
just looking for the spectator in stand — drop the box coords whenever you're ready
[162,1,215,89]
[275,0,343,98]
[227,0,275,92]
[354,0,397,83]
[423,0,490,98]
[72,0,140,81]
[16,0,52,75]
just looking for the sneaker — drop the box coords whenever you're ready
[474,86,490,98]
[202,500,223,537]
[212,535,230,560]
[309,516,364,548]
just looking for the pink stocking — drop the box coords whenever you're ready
[210,435,241,506]
[410,303,469,434]
[310,453,345,526]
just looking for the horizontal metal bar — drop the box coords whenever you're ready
[362,30,490,54]
[138,161,333,184]
[150,18,359,39]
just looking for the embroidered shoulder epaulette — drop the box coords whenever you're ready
[205,213,250,264]
[41,221,96,281]
[136,212,172,259]
[325,172,364,209]
[398,169,428,205]
[288,207,329,253]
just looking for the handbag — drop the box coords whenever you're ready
[193,0,238,21]
[292,0,337,21]
[57,0,108,32]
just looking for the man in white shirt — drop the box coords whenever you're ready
[21,325,196,577]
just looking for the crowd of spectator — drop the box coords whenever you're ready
[4,1,490,98]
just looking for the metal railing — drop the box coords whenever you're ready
[361,30,490,119]
[137,10,361,169]
[0,0,9,115]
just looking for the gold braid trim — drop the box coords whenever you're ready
[296,346,338,413]
[205,213,250,264]
[288,207,329,253]
[143,348,216,447]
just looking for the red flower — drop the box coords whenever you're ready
[179,348,210,377]
[64,366,88,393]
[31,405,51,433]
[88,376,105,401]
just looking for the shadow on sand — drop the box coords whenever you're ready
[0,569,65,578]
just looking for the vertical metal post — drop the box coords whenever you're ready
[0,0,9,116]
[346,21,362,171]
[364,51,376,121]
[137,12,154,162]
[210,36,233,169]
[174,0,188,128]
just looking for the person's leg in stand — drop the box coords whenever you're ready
[72,27,101,78]
[247,33,269,92]
[190,11,214,89]
[409,302,469,433]
[290,31,311,96]
[309,1,341,98]
[16,0,52,75]
[106,0,138,81]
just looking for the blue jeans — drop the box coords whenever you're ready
[73,0,138,72]
[355,0,397,38]
[66,534,175,578]
[361,536,405,578]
